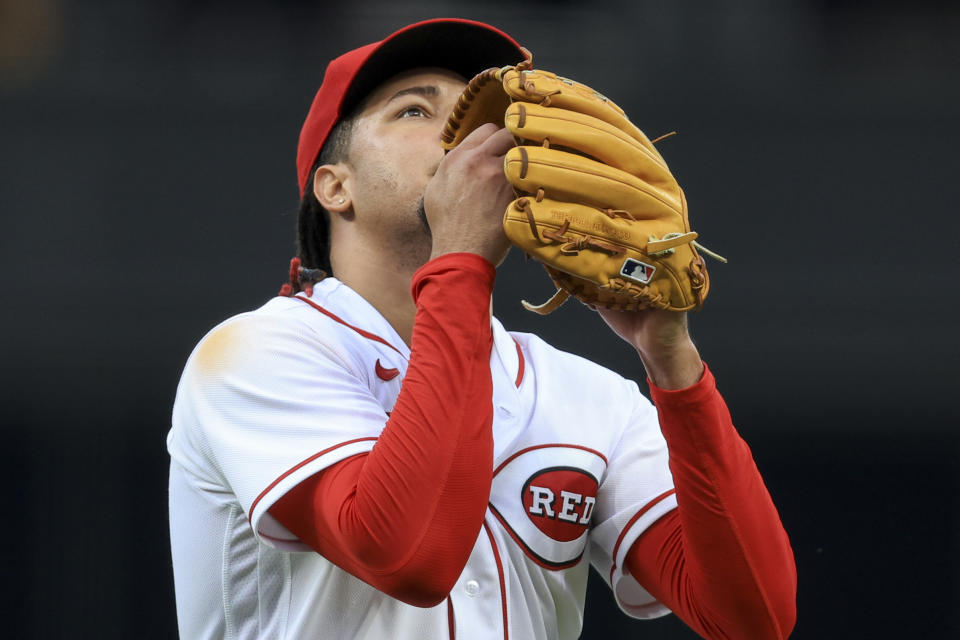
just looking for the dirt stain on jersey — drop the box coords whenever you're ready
[193,321,250,376]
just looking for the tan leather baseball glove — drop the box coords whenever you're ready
[441,53,725,314]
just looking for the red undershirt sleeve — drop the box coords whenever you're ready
[625,365,797,639]
[270,253,496,608]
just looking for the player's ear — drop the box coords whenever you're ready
[313,164,352,214]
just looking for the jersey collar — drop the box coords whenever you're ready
[298,277,411,359]
[299,278,524,389]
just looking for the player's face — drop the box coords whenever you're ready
[342,68,466,263]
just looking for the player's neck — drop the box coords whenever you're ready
[330,243,420,346]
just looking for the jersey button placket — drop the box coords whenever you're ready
[452,527,504,639]
[464,579,480,597]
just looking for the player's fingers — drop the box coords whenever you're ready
[453,122,501,152]
[478,126,517,157]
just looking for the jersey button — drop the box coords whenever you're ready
[465,580,480,597]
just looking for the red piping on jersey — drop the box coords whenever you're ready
[258,531,300,544]
[492,444,608,477]
[293,294,404,356]
[608,488,677,583]
[248,439,377,523]
[483,520,509,640]
[447,597,455,640]
[487,503,584,571]
[512,338,524,388]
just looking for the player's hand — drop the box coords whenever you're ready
[424,123,516,265]
[597,307,704,390]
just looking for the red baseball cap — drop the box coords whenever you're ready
[296,18,525,196]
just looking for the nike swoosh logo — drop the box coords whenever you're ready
[375,359,400,381]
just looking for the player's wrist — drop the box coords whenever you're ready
[428,229,511,266]
[635,337,704,390]
[411,252,497,302]
[428,245,499,264]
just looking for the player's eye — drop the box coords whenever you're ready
[396,105,428,119]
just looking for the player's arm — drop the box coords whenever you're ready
[600,309,797,639]
[625,365,797,639]
[270,125,517,608]
[271,253,495,607]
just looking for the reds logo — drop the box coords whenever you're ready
[522,467,598,542]
[489,444,607,569]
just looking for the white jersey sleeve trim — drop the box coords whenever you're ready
[606,490,678,619]
[248,437,378,551]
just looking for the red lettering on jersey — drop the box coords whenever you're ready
[522,467,598,542]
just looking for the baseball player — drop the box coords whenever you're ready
[167,18,797,640]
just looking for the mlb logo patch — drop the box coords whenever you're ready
[620,258,656,284]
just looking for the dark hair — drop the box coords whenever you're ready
[297,116,356,276]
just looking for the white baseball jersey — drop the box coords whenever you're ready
[168,276,678,639]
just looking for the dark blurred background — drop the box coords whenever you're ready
[2,0,957,637]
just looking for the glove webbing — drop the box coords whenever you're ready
[440,50,533,148]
